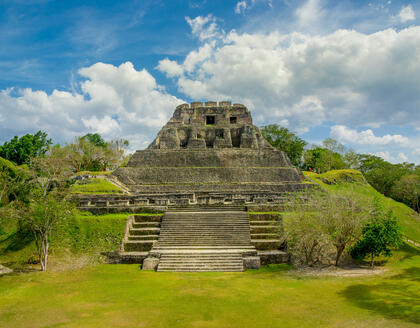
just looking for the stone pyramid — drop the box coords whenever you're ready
[113,101,309,207]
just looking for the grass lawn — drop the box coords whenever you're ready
[70,178,123,194]
[0,244,419,328]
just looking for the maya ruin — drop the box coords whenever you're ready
[78,101,314,271]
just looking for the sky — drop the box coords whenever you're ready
[0,0,419,163]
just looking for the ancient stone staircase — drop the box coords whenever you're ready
[249,213,288,264]
[119,214,163,263]
[149,209,257,272]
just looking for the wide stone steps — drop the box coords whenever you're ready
[121,215,164,255]
[157,252,244,272]
[150,210,255,271]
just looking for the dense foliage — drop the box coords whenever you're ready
[261,125,420,212]
[350,198,404,267]
[261,125,307,167]
[0,131,52,165]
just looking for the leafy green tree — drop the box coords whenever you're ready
[261,125,307,167]
[358,154,412,197]
[24,155,74,270]
[303,147,346,172]
[0,131,52,165]
[82,133,107,148]
[391,174,420,212]
[350,198,403,267]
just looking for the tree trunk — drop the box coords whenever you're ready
[335,245,345,266]
[370,253,374,268]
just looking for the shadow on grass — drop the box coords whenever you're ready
[1,229,33,253]
[340,267,420,325]
[399,243,420,261]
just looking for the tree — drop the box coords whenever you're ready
[391,174,420,212]
[0,131,52,165]
[57,135,130,172]
[358,154,412,197]
[261,125,307,167]
[320,192,366,266]
[350,198,403,267]
[82,133,107,148]
[27,193,73,270]
[303,147,346,172]
[24,155,75,270]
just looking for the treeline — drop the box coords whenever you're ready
[261,124,420,212]
[0,131,130,270]
[0,132,130,172]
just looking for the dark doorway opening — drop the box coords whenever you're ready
[230,116,237,124]
[206,116,215,125]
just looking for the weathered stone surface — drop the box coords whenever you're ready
[142,257,160,270]
[243,256,261,269]
[108,102,314,207]
[0,264,12,275]
[258,250,289,265]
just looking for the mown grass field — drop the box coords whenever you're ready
[0,244,419,328]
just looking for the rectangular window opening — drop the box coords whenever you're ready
[206,116,215,125]
[230,116,237,124]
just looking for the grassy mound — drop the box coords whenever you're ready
[0,212,163,267]
[70,178,123,194]
[305,169,420,243]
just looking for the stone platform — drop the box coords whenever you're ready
[77,101,312,271]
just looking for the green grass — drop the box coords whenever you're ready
[305,170,420,243]
[0,212,160,266]
[74,170,114,176]
[70,178,123,194]
[0,245,419,328]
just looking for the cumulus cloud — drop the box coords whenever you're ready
[185,15,223,41]
[330,125,409,146]
[399,5,415,23]
[296,0,325,30]
[235,1,247,14]
[157,23,420,134]
[0,62,183,150]
[155,58,184,77]
[375,151,408,163]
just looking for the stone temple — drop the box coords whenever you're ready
[78,101,313,271]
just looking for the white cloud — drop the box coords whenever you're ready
[375,151,409,163]
[158,23,420,134]
[82,115,120,135]
[330,125,409,146]
[185,15,223,41]
[0,62,183,150]
[235,1,247,14]
[399,5,415,23]
[296,0,325,30]
[156,58,184,77]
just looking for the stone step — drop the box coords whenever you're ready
[249,220,281,226]
[251,239,283,250]
[123,240,155,252]
[132,222,161,228]
[157,252,244,272]
[250,226,279,233]
[158,268,243,272]
[250,233,279,239]
[128,235,159,241]
[130,228,161,235]
[167,208,246,212]
[133,215,163,223]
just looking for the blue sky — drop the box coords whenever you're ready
[0,0,419,163]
